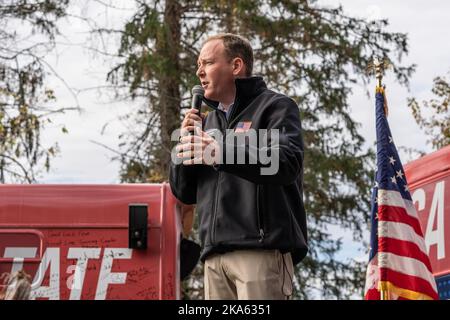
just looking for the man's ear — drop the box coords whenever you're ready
[231,57,245,76]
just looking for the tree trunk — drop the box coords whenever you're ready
[155,0,182,179]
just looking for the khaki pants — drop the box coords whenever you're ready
[204,249,294,300]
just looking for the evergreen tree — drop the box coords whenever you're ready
[102,0,414,299]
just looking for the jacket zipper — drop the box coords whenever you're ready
[213,98,256,244]
[211,171,221,244]
[256,184,265,243]
[211,109,227,245]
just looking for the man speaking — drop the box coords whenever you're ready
[169,33,307,300]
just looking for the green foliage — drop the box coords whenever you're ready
[408,72,450,150]
[0,0,69,182]
[105,0,413,299]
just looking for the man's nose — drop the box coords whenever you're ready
[196,66,205,78]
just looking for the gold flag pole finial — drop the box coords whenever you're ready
[367,57,390,91]
[374,57,384,89]
[368,57,391,116]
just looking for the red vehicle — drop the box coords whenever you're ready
[1,146,448,300]
[404,145,450,300]
[0,183,184,300]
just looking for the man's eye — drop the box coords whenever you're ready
[197,61,212,67]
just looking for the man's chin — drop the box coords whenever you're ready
[204,91,218,101]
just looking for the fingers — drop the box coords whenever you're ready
[185,108,199,116]
[180,126,195,137]
[182,157,203,165]
[181,118,202,130]
[177,149,202,159]
[176,126,219,165]
[194,126,202,136]
[176,147,204,164]
[180,124,206,137]
[181,151,218,166]
[176,142,203,152]
[181,109,203,130]
[179,133,205,144]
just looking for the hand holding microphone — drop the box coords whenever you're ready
[180,85,205,136]
[177,85,220,165]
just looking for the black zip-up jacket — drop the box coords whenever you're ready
[169,76,308,265]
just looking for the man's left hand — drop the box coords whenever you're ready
[176,127,221,165]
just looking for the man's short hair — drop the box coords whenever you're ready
[204,33,253,77]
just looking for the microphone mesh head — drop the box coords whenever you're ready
[192,85,205,96]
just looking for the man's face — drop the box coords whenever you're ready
[196,39,235,103]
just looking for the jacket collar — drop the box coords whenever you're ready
[202,76,267,112]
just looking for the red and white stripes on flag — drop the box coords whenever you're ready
[364,88,438,300]
[377,189,438,299]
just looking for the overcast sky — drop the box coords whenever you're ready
[331,0,449,157]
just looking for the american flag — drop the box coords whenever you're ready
[364,88,439,300]
[234,121,252,133]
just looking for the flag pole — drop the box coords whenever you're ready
[381,289,389,300]
[373,57,389,300]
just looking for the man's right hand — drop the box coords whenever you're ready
[180,108,204,136]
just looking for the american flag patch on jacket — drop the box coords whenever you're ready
[234,121,252,133]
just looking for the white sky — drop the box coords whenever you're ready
[37,1,135,183]
[332,0,450,158]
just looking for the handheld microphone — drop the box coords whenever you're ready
[191,85,204,111]
[190,85,205,135]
